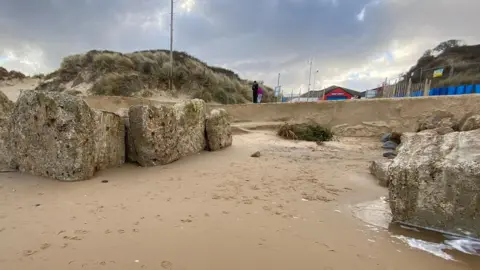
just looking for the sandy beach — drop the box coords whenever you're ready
[1,131,478,270]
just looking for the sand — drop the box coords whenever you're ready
[1,131,478,270]
[0,78,39,101]
[0,78,192,104]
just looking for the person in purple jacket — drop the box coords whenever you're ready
[257,86,263,103]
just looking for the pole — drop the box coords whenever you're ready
[312,70,318,102]
[276,73,281,102]
[169,0,174,91]
[307,59,313,96]
[383,77,388,98]
[317,78,320,99]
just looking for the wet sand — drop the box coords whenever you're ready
[0,132,479,270]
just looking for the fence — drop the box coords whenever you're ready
[380,78,431,98]
[375,78,480,98]
[428,84,480,96]
[280,90,325,103]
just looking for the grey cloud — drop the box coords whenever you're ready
[1,0,478,91]
[186,0,376,59]
[1,0,170,67]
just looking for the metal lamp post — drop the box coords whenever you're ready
[311,70,319,101]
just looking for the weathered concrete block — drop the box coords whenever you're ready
[8,91,124,181]
[175,99,207,157]
[388,130,480,237]
[0,90,14,169]
[206,109,233,151]
[128,99,207,166]
[0,118,14,172]
[369,159,392,187]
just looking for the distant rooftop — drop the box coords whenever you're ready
[300,85,362,98]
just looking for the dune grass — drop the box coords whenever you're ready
[38,50,273,104]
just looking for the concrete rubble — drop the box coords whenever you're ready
[415,110,457,132]
[388,130,480,238]
[8,91,124,181]
[332,121,393,137]
[460,114,480,132]
[128,99,207,166]
[205,109,233,151]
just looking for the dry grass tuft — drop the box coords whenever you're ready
[277,122,334,142]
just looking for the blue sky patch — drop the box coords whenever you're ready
[0,55,8,64]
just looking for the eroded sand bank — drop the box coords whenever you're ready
[0,132,478,270]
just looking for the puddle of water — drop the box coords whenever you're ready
[350,197,480,264]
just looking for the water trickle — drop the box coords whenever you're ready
[393,235,456,261]
[351,197,480,263]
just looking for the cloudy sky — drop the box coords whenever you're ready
[1,0,479,92]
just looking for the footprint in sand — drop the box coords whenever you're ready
[23,250,38,256]
[63,235,83,241]
[74,229,89,235]
[161,260,173,269]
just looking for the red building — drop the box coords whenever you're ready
[300,85,362,101]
